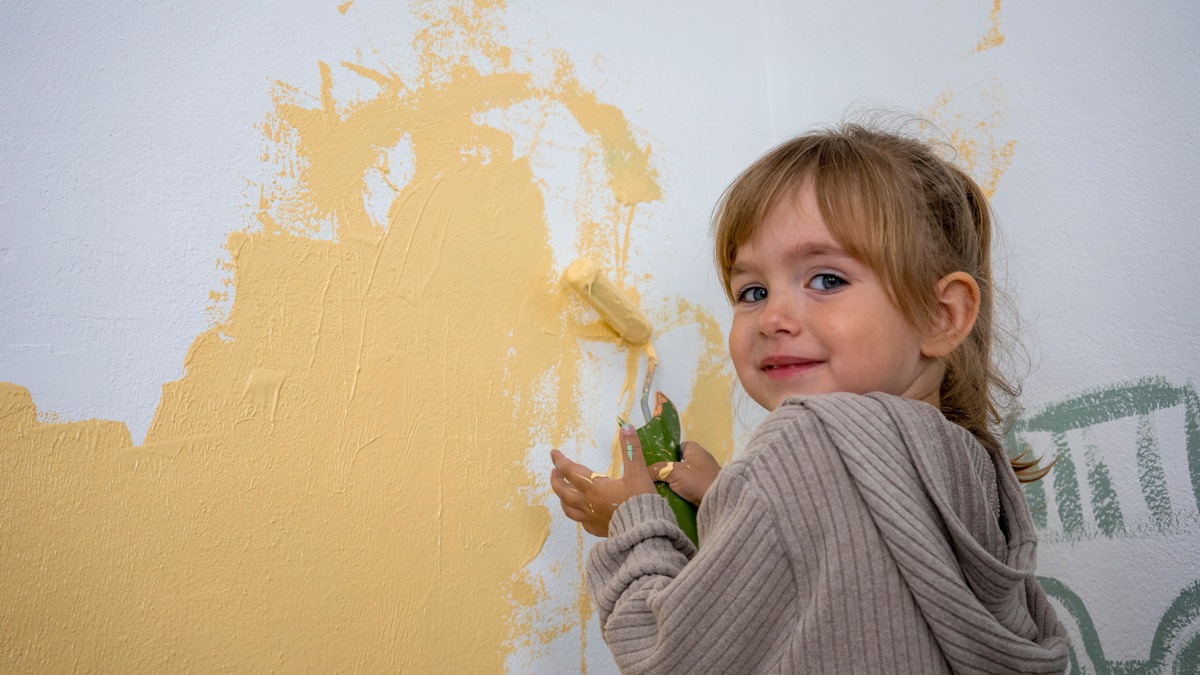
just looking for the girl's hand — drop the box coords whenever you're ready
[549,424,657,537]
[646,441,721,506]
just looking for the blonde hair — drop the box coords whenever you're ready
[713,121,1049,482]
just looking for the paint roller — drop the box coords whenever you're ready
[563,257,699,546]
[563,257,657,422]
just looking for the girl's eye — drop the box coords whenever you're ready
[808,274,847,291]
[736,286,768,303]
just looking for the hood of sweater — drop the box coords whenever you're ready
[793,392,1070,674]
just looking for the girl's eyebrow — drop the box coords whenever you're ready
[729,260,754,278]
[731,242,852,278]
[786,242,853,262]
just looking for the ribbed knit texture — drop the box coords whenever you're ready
[586,392,1069,674]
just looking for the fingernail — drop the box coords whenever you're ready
[621,424,635,460]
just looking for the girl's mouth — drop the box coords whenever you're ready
[760,357,821,378]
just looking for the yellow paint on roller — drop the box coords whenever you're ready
[0,1,735,672]
[643,342,658,364]
[564,257,653,345]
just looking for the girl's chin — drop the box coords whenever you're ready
[759,384,843,410]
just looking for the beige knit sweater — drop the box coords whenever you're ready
[587,393,1069,674]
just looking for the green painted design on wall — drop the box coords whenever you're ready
[1085,445,1125,538]
[1013,378,1200,673]
[1137,415,1175,531]
[1012,377,1200,538]
[1051,431,1085,536]
[1038,576,1108,674]
[1149,581,1200,674]
[1183,386,1200,515]
[1018,376,1200,515]
[1024,378,1185,432]
[1026,473,1049,529]
[1045,577,1200,674]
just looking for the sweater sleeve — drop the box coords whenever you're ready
[585,468,797,674]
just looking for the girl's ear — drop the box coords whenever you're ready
[921,271,981,358]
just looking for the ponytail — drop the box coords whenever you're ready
[943,167,1051,482]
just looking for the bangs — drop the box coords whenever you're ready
[809,167,881,280]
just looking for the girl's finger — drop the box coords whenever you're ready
[646,461,675,482]
[550,449,594,490]
[619,423,646,473]
[679,441,705,463]
[559,501,588,523]
[550,469,587,508]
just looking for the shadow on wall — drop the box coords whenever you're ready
[1007,377,1200,673]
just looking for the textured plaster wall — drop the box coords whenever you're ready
[2,1,1197,673]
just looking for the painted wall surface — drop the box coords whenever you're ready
[2,1,1197,673]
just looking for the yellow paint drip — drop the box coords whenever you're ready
[0,2,735,672]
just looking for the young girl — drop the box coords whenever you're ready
[550,122,1069,673]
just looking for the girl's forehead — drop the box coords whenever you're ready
[733,197,857,270]
[751,182,861,245]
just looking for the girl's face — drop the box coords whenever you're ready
[727,183,945,411]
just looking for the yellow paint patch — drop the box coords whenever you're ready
[0,2,734,673]
[925,83,1016,199]
[975,0,1006,53]
[652,298,737,466]
[680,305,737,466]
[241,368,287,421]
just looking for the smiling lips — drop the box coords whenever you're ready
[760,356,821,378]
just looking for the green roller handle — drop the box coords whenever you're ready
[635,393,699,547]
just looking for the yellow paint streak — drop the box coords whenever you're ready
[680,306,736,466]
[337,0,353,15]
[577,525,591,674]
[555,71,662,207]
[975,0,1006,53]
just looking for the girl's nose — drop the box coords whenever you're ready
[758,292,801,335]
